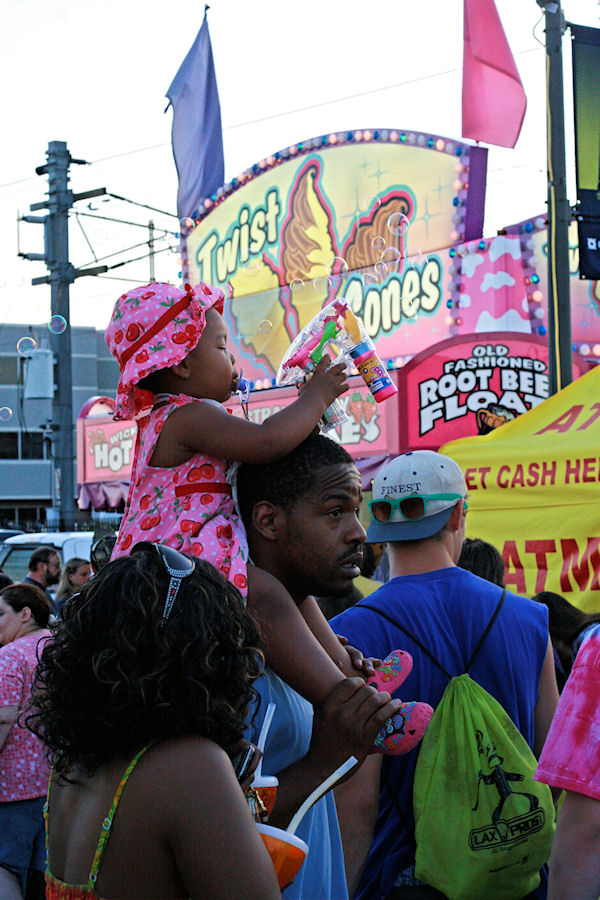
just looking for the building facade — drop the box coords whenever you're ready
[0,323,119,530]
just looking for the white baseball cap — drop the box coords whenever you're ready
[367,450,467,542]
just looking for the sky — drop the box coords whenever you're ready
[2,0,600,332]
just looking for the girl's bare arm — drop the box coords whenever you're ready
[247,566,353,708]
[156,358,348,467]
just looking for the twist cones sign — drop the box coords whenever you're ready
[184,133,488,382]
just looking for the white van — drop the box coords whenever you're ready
[0,532,94,584]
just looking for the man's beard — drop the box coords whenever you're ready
[46,571,59,586]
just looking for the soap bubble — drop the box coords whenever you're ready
[290,278,305,293]
[242,258,262,275]
[17,336,36,355]
[48,315,67,335]
[381,247,402,265]
[372,236,386,253]
[179,217,196,236]
[360,194,381,212]
[374,262,388,279]
[327,257,349,277]
[313,275,332,292]
[387,213,410,237]
[362,270,378,286]
[0,407,12,422]
[406,247,428,269]
[258,319,273,334]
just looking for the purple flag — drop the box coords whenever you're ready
[166,8,224,219]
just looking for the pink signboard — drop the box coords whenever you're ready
[503,215,600,352]
[77,416,137,485]
[453,234,531,335]
[397,333,588,452]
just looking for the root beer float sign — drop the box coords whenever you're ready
[398,333,588,451]
[183,130,488,383]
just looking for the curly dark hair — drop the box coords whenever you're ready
[237,432,354,529]
[28,551,263,777]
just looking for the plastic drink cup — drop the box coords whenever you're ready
[349,338,397,402]
[256,823,309,890]
[251,773,279,817]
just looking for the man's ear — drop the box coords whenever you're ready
[448,501,463,532]
[252,500,285,542]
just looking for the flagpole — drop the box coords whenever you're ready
[539,0,573,393]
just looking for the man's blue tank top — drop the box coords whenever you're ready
[331,566,549,900]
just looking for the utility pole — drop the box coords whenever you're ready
[539,0,573,392]
[21,141,107,529]
[149,219,156,282]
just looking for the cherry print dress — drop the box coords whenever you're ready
[112,393,249,597]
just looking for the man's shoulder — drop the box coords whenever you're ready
[22,575,47,591]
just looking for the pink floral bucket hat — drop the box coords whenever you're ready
[105,281,225,420]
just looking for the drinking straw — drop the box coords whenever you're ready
[287,755,358,836]
[254,702,276,779]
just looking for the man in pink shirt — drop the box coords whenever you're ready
[0,583,52,900]
[536,626,600,900]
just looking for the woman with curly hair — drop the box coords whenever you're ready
[28,542,281,900]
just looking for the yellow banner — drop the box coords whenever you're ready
[441,365,600,610]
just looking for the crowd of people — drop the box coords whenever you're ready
[0,279,598,900]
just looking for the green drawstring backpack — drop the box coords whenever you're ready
[361,591,555,900]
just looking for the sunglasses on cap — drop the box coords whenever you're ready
[368,493,468,524]
[131,542,195,626]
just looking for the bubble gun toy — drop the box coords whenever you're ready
[277,299,397,432]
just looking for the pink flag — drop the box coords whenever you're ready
[462,0,526,148]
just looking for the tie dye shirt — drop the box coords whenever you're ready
[536,632,600,800]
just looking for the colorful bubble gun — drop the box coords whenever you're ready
[276,299,397,433]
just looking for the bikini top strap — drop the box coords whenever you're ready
[43,771,53,857]
[87,744,152,886]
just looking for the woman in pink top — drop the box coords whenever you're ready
[0,583,51,900]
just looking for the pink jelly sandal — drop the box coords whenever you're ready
[366,649,413,696]
[371,701,434,756]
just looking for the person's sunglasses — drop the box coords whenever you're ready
[131,541,195,625]
[368,493,467,524]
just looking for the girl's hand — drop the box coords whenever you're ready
[336,634,381,679]
[303,356,348,407]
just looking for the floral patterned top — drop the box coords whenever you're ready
[112,393,248,596]
[0,629,51,802]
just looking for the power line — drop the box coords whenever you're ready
[70,209,177,234]
[105,191,177,219]
[0,45,544,191]
[103,242,175,273]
